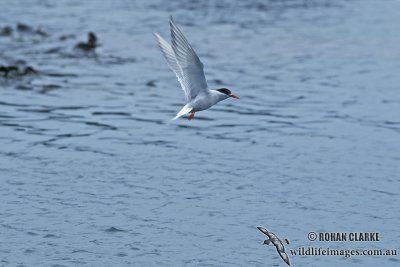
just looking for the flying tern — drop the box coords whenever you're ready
[154,17,239,121]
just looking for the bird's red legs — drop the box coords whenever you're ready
[188,112,195,120]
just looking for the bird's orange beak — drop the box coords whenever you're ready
[229,94,240,99]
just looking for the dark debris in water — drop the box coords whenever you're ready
[17,22,48,36]
[0,65,38,78]
[75,32,97,51]
[0,23,48,37]
[17,23,32,32]
[0,26,13,36]
[1,22,137,93]
[146,80,157,87]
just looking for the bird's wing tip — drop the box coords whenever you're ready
[257,226,267,232]
[153,32,163,40]
[169,16,177,28]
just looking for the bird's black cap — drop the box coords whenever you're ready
[216,88,231,95]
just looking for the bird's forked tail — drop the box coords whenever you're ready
[172,104,193,120]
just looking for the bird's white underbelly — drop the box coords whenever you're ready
[189,93,219,112]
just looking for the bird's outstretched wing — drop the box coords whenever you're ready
[154,32,190,101]
[278,250,291,266]
[169,17,208,101]
[154,17,208,102]
[257,227,271,237]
